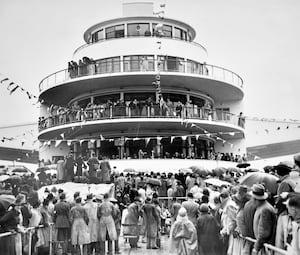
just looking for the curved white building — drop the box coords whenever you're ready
[38,2,245,162]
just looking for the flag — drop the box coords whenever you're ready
[0,77,9,83]
[26,91,32,99]
[7,82,15,90]
[55,140,62,147]
[145,138,151,146]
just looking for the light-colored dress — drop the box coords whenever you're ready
[70,204,90,245]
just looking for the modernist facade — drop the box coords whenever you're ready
[38,2,245,163]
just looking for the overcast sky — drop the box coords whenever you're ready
[0,0,299,129]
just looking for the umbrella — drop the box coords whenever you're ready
[36,166,50,172]
[123,168,136,173]
[147,178,161,186]
[190,166,209,176]
[212,167,227,177]
[227,167,241,173]
[0,194,15,210]
[238,172,279,194]
[204,178,232,187]
[237,163,251,168]
[0,175,10,182]
[179,168,193,174]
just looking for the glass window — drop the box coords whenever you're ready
[216,108,230,121]
[159,56,184,72]
[92,29,104,42]
[95,57,120,74]
[127,23,151,37]
[106,25,125,39]
[187,60,202,74]
[163,25,172,38]
[123,55,154,72]
[174,27,187,41]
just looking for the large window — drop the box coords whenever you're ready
[158,55,184,72]
[92,29,104,42]
[152,23,172,38]
[123,55,154,72]
[106,25,125,39]
[127,23,151,36]
[174,27,187,41]
[95,57,120,74]
[187,60,203,74]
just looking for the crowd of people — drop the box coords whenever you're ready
[1,152,300,255]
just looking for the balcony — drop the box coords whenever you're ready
[38,106,245,140]
[39,58,244,105]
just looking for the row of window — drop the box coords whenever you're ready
[90,22,191,43]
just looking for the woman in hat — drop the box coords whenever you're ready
[227,190,250,255]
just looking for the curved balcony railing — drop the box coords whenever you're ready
[73,34,208,56]
[38,106,244,132]
[39,59,243,92]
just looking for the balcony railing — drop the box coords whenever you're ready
[39,59,243,92]
[38,106,244,132]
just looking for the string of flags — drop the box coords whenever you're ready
[0,73,39,104]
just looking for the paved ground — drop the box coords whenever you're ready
[118,235,169,255]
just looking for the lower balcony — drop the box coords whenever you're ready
[38,106,245,140]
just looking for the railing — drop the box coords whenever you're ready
[73,34,208,57]
[38,106,243,131]
[39,58,243,92]
[244,236,287,255]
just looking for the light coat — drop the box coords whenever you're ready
[97,200,117,241]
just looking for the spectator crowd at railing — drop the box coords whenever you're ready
[1,152,300,254]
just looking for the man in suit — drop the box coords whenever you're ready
[181,192,199,226]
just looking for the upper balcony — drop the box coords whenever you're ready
[38,106,245,141]
[39,57,244,106]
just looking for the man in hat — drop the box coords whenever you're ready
[286,193,300,255]
[196,204,219,255]
[274,163,295,195]
[294,153,300,170]
[251,184,276,255]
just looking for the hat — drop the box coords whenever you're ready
[273,163,292,176]
[95,194,103,201]
[85,193,93,201]
[199,204,209,213]
[15,194,26,205]
[59,193,66,200]
[294,153,300,165]
[250,184,268,200]
[238,185,248,195]
[110,197,118,203]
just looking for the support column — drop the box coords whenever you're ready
[182,138,187,158]
[156,138,162,158]
[187,136,193,158]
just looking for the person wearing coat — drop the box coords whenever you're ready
[123,198,142,248]
[97,193,117,255]
[111,198,122,254]
[70,197,90,255]
[54,193,71,255]
[83,194,100,255]
[99,158,111,183]
[142,197,160,249]
[65,152,76,182]
[169,207,198,255]
[196,204,220,255]
[250,184,277,255]
[181,192,199,226]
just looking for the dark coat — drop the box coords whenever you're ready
[196,213,219,255]
[54,201,71,228]
[142,203,160,238]
[241,198,259,238]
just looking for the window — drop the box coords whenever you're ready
[127,23,150,37]
[159,56,184,72]
[92,29,104,42]
[123,55,154,72]
[95,57,120,74]
[152,23,172,38]
[216,108,231,121]
[187,60,202,74]
[174,27,187,41]
[106,25,125,39]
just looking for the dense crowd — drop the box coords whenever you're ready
[0,153,300,255]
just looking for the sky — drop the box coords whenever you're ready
[0,0,300,130]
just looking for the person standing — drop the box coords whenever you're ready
[169,207,198,255]
[56,158,65,183]
[87,152,99,183]
[65,152,76,182]
[250,184,277,255]
[99,157,111,183]
[286,193,300,255]
[111,198,122,254]
[196,204,220,255]
[142,197,160,249]
[54,193,71,255]
[123,198,142,248]
[70,197,90,255]
[181,192,199,227]
[97,193,117,255]
[84,194,100,255]
[75,154,86,177]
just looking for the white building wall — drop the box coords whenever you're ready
[214,137,246,156]
[73,37,207,63]
[39,142,70,163]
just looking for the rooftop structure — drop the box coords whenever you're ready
[38,2,245,162]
